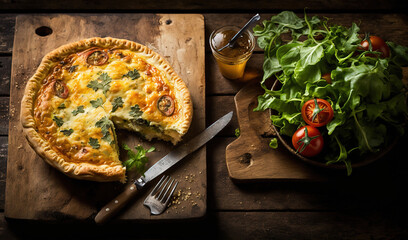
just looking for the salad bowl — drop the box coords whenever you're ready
[271,123,398,171]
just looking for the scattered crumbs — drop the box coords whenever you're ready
[165,172,203,213]
[17,144,23,149]
[9,107,16,118]
[168,188,202,209]
[184,173,196,183]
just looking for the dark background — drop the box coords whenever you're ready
[1,0,408,13]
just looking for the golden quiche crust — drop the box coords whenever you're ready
[20,37,193,182]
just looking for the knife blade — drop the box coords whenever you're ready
[94,111,233,224]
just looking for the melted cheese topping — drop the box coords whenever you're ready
[34,48,185,167]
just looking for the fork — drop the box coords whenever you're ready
[143,175,179,215]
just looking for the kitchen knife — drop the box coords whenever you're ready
[94,111,233,224]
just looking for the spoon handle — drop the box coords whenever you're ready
[229,13,260,45]
[217,14,260,52]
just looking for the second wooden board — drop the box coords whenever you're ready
[226,82,326,182]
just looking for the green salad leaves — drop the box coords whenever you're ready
[253,11,408,174]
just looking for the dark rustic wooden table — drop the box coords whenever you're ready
[1,1,408,239]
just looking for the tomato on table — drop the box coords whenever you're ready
[358,35,390,58]
[301,98,334,127]
[292,125,324,157]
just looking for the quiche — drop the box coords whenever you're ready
[20,37,193,182]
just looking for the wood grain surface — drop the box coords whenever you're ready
[5,14,206,221]
[1,12,408,239]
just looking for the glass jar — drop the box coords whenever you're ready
[209,25,255,80]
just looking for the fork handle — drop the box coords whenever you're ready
[94,183,139,224]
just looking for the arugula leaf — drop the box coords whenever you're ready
[269,138,278,149]
[122,144,155,176]
[89,138,100,149]
[111,97,124,112]
[389,41,408,66]
[270,11,304,29]
[52,116,64,127]
[72,105,85,116]
[123,69,140,80]
[90,98,104,108]
[234,128,240,137]
[325,135,351,175]
[60,129,74,136]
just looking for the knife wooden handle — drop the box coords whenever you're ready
[94,184,139,224]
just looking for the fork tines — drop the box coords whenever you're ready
[144,175,179,215]
[155,175,178,202]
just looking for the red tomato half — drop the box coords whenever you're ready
[157,95,175,116]
[301,98,334,127]
[85,48,109,66]
[292,125,324,157]
[358,35,390,58]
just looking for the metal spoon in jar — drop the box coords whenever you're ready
[217,13,261,52]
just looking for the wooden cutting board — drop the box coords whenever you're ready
[5,14,205,221]
[225,81,326,182]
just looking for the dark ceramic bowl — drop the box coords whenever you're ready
[271,124,398,170]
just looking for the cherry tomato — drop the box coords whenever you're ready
[157,95,175,116]
[358,35,390,58]
[292,125,324,157]
[53,80,69,99]
[85,48,109,65]
[301,98,334,127]
[321,73,332,84]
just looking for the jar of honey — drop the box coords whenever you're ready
[209,26,255,80]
